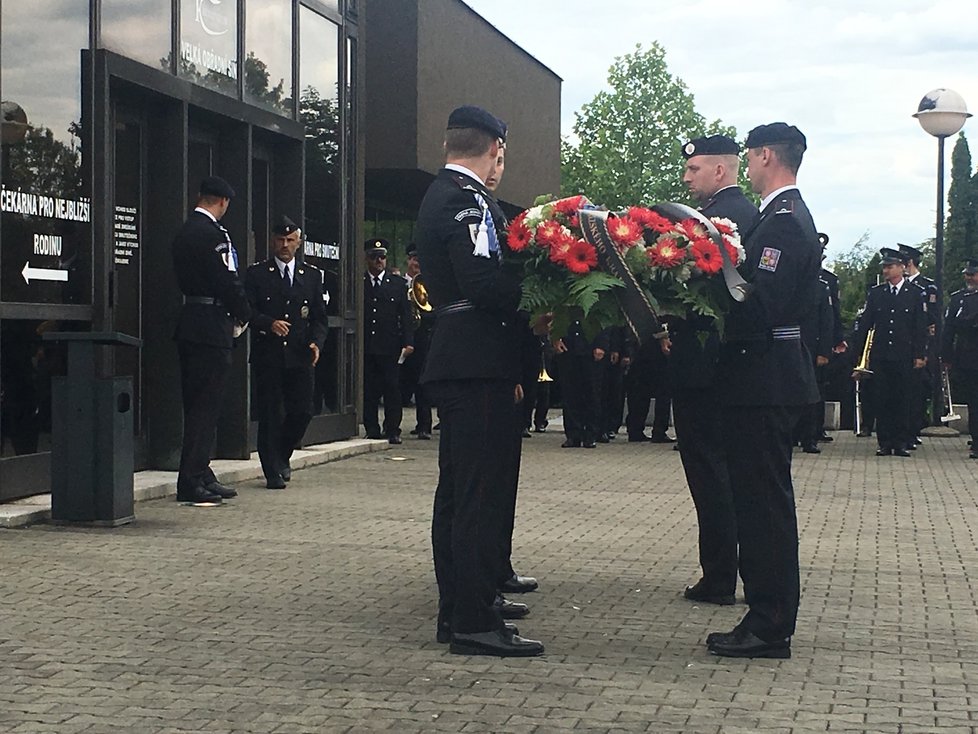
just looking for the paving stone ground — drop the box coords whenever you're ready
[2,428,978,733]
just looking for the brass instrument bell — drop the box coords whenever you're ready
[537,366,554,383]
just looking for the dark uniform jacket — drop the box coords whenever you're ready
[245,259,329,369]
[942,289,978,367]
[670,186,758,389]
[908,272,939,326]
[417,168,522,384]
[719,188,821,406]
[853,281,927,364]
[820,268,844,347]
[364,272,414,357]
[800,279,833,361]
[172,210,250,348]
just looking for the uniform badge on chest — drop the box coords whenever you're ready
[300,305,309,319]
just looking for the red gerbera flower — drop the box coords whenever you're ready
[507,213,532,252]
[647,238,687,269]
[553,195,586,216]
[690,238,723,275]
[548,232,574,264]
[608,216,642,248]
[713,219,736,237]
[568,213,580,230]
[677,218,708,241]
[564,239,598,274]
[534,219,566,248]
[629,207,674,234]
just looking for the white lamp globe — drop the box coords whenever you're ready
[913,88,971,137]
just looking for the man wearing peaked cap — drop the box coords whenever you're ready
[671,133,757,609]
[362,237,414,444]
[706,121,821,659]
[171,176,251,504]
[898,243,939,442]
[245,216,328,489]
[852,247,927,458]
[942,258,978,457]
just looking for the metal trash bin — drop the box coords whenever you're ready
[42,332,142,526]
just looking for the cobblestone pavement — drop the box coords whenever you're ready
[2,429,978,733]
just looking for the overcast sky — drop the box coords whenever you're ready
[463,0,978,263]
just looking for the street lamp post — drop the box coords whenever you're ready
[914,88,970,428]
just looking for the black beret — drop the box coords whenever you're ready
[817,232,830,248]
[272,215,299,236]
[898,243,922,262]
[745,123,807,151]
[199,175,235,199]
[879,247,904,265]
[405,242,418,257]
[681,134,739,159]
[963,258,978,275]
[364,238,389,255]
[447,105,507,142]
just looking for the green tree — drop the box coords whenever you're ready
[944,132,978,293]
[561,43,737,209]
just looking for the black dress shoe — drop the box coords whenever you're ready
[388,435,403,445]
[500,574,539,594]
[708,627,790,659]
[204,481,237,499]
[280,462,292,482]
[493,595,530,619]
[416,431,431,440]
[817,433,834,443]
[521,428,532,438]
[684,582,735,606]
[906,443,917,451]
[449,629,544,657]
[176,486,222,504]
[533,424,547,433]
[628,434,651,443]
[561,439,581,448]
[969,451,978,459]
[266,475,287,490]
[437,621,519,644]
[364,430,383,440]
[876,447,892,457]
[801,444,821,454]
[893,447,912,457]
[596,433,610,443]
[582,439,597,449]
[649,434,676,443]
[857,431,873,438]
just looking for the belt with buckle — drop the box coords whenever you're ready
[435,299,475,316]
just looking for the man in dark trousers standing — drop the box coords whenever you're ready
[401,243,434,440]
[900,243,939,443]
[245,216,329,489]
[852,248,927,457]
[362,238,414,444]
[669,134,757,606]
[707,123,821,659]
[417,105,544,657]
[172,176,251,505]
[942,259,978,458]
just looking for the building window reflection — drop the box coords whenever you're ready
[178,0,239,96]
[245,0,294,116]
[101,0,172,71]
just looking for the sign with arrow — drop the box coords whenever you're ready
[22,261,68,284]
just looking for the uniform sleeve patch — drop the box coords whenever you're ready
[455,208,481,222]
[467,223,480,246]
[758,247,781,272]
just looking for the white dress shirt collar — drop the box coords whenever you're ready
[760,185,799,213]
[194,206,218,223]
[275,257,294,279]
[445,163,485,186]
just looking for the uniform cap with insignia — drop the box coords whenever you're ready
[272,214,298,235]
[199,175,235,199]
[962,258,978,275]
[447,105,507,142]
[405,242,418,257]
[879,247,904,265]
[897,243,922,264]
[681,134,739,159]
[745,122,807,151]
[364,238,389,257]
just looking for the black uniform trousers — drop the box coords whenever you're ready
[872,359,913,450]
[673,388,738,595]
[177,341,232,491]
[625,362,671,438]
[429,378,514,633]
[401,336,433,433]
[954,368,978,443]
[723,404,802,641]
[495,397,524,586]
[363,353,402,437]
[254,360,315,480]
[557,352,600,443]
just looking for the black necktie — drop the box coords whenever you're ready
[891,285,898,296]
[283,266,291,287]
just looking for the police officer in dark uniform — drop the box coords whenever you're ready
[363,238,414,444]
[172,176,251,504]
[707,123,821,659]
[668,134,758,605]
[245,216,329,489]
[852,248,927,456]
[401,243,434,439]
[796,276,833,452]
[555,320,602,448]
[417,105,543,657]
[815,233,847,442]
[941,259,978,457]
[900,243,939,442]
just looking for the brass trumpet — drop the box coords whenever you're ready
[408,274,432,323]
[853,327,875,377]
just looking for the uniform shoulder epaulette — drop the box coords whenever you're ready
[962,289,978,299]
[870,282,887,290]
[773,198,795,215]
[300,261,322,274]
[906,280,925,292]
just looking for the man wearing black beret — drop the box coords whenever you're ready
[244,216,329,489]
[172,175,251,504]
[417,105,544,657]
[707,122,821,659]
[670,134,758,609]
